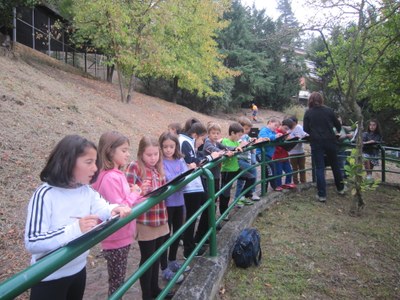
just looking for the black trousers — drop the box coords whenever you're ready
[30,267,86,300]
[160,205,184,269]
[183,192,206,257]
[219,171,255,215]
[138,236,164,300]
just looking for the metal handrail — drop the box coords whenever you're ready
[1,139,399,299]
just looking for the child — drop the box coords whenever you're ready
[159,132,189,282]
[272,118,296,190]
[203,122,231,204]
[179,120,220,258]
[220,122,255,219]
[202,122,233,226]
[251,102,258,122]
[362,119,382,180]
[168,122,182,135]
[25,135,131,300]
[256,117,282,191]
[288,116,308,184]
[125,136,170,300]
[234,116,259,204]
[91,131,142,296]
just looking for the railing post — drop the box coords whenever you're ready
[13,7,17,43]
[201,168,217,257]
[260,147,266,196]
[380,145,386,183]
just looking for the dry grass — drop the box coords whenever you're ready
[0,45,285,298]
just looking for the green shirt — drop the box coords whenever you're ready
[221,138,240,172]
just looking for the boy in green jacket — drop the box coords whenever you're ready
[219,123,255,220]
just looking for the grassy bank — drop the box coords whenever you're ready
[220,185,400,299]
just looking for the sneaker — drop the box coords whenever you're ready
[251,194,261,201]
[243,199,254,206]
[282,183,296,189]
[236,198,246,208]
[274,186,283,191]
[183,246,206,260]
[168,260,191,272]
[315,195,326,202]
[162,268,184,283]
[337,185,348,195]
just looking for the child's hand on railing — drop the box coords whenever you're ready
[225,150,235,157]
[210,151,223,159]
[187,162,197,169]
[256,137,269,143]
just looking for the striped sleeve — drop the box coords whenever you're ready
[24,185,81,254]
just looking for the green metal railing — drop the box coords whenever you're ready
[1,139,398,299]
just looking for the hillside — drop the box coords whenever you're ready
[0,45,285,287]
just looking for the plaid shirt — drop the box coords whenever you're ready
[125,162,168,227]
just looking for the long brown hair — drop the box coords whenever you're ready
[159,131,183,160]
[136,136,164,179]
[98,131,130,170]
[308,92,324,108]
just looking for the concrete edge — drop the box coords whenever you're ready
[173,183,314,300]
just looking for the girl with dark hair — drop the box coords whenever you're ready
[178,119,220,258]
[25,135,131,300]
[362,119,382,180]
[92,131,142,296]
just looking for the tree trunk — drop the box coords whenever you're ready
[351,100,365,215]
[126,73,136,103]
[106,64,114,83]
[116,65,126,102]
[171,76,179,104]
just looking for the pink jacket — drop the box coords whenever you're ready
[92,169,141,250]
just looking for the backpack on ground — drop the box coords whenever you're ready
[232,228,262,268]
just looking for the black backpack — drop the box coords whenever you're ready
[232,228,262,268]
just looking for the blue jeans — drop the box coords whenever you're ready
[234,159,257,199]
[274,160,292,187]
[338,149,351,178]
[311,141,344,197]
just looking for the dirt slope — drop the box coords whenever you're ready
[0,45,285,289]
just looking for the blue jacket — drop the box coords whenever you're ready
[256,126,277,159]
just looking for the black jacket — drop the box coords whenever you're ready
[303,105,341,142]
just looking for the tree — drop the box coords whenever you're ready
[71,0,161,102]
[142,0,238,103]
[303,0,400,214]
[0,0,36,31]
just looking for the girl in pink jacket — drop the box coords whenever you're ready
[92,131,142,296]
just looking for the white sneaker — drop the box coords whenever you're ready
[337,185,348,195]
[251,194,261,201]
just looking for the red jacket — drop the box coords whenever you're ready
[272,128,289,160]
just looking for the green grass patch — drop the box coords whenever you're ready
[219,185,400,299]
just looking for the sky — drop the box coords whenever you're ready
[240,0,313,22]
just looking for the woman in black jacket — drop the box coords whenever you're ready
[303,92,346,202]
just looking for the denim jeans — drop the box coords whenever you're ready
[234,159,257,199]
[274,160,292,187]
[311,141,344,197]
